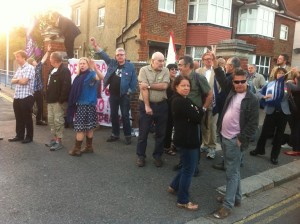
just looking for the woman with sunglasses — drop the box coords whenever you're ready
[164,63,178,156]
[250,68,291,164]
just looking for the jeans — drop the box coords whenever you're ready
[13,96,34,139]
[170,148,198,204]
[109,94,131,137]
[136,101,168,159]
[221,136,242,209]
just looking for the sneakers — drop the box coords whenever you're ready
[45,139,56,147]
[200,146,208,153]
[106,136,119,142]
[207,148,216,159]
[213,206,231,219]
[281,143,292,149]
[50,142,63,151]
[177,202,199,211]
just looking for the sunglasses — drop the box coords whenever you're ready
[170,68,178,71]
[233,80,247,84]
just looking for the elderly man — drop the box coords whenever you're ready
[8,50,35,144]
[196,52,222,159]
[91,37,137,145]
[45,52,71,151]
[247,64,266,93]
[136,52,170,167]
[213,69,259,219]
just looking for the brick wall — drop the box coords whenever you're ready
[186,25,232,46]
[138,0,188,61]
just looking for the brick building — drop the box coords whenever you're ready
[70,0,300,74]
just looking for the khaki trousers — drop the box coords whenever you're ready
[201,109,218,148]
[47,102,67,139]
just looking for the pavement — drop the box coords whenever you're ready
[0,83,299,224]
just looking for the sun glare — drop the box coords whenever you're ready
[0,0,71,33]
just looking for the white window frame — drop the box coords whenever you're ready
[74,49,79,59]
[185,46,208,62]
[237,6,275,38]
[188,0,232,28]
[97,7,105,27]
[255,55,271,77]
[75,7,80,26]
[280,24,288,41]
[158,0,176,14]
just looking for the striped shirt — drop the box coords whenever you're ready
[13,62,35,99]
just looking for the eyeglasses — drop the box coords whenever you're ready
[203,58,212,61]
[170,68,178,71]
[116,54,125,57]
[233,80,247,84]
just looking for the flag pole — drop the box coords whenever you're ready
[6,30,9,87]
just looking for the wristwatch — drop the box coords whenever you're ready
[202,107,207,112]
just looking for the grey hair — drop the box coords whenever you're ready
[116,48,125,54]
[151,52,164,60]
[248,64,256,68]
[230,57,240,68]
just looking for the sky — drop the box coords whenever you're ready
[0,0,72,33]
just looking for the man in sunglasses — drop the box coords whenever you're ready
[213,69,259,219]
[91,37,137,145]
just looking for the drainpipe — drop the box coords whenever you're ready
[116,0,141,48]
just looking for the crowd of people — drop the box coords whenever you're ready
[5,38,300,219]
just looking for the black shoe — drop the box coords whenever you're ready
[0,137,3,140]
[22,138,32,144]
[136,158,145,167]
[249,150,265,156]
[36,120,47,126]
[8,137,23,142]
[212,162,226,171]
[173,164,182,171]
[106,136,119,142]
[154,158,163,167]
[270,157,278,165]
[125,137,131,145]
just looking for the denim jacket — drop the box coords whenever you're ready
[218,89,259,151]
[96,50,137,96]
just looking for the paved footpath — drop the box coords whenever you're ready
[0,84,299,224]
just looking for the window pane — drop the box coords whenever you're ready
[158,0,165,9]
[188,5,195,20]
[223,9,229,26]
[240,9,247,18]
[216,7,223,24]
[198,4,208,21]
[239,19,246,32]
[185,47,192,55]
[166,0,175,12]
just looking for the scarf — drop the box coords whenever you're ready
[67,70,89,123]
[260,76,285,108]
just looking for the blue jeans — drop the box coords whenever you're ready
[136,101,168,159]
[170,148,198,204]
[221,136,242,209]
[109,94,131,137]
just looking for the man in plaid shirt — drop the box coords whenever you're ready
[8,50,35,144]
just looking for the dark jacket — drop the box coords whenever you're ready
[46,63,71,104]
[217,89,259,151]
[172,93,204,149]
[58,16,81,40]
[96,50,137,96]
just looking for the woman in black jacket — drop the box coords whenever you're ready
[167,75,203,211]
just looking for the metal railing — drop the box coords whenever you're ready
[0,69,15,89]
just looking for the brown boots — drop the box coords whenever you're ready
[69,140,82,156]
[80,137,94,153]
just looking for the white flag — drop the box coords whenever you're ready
[166,32,177,66]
